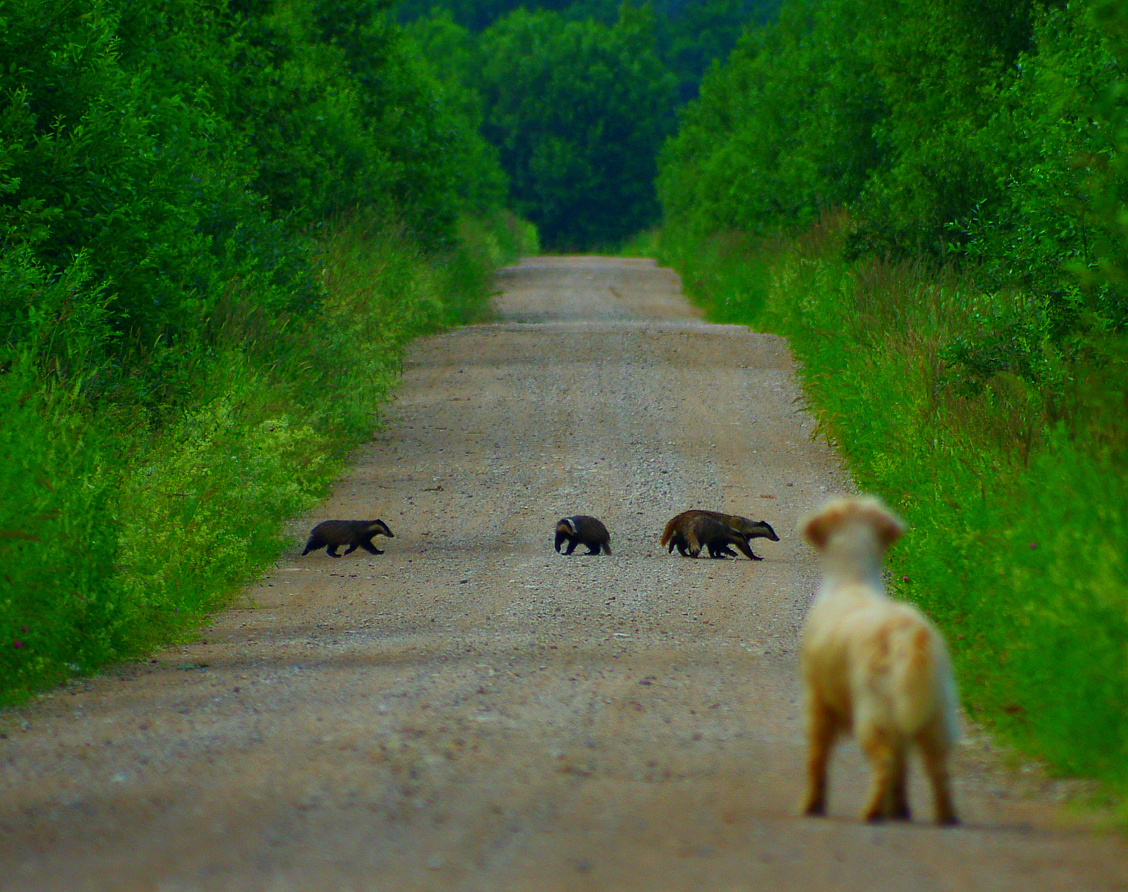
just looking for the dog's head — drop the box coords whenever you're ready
[801,495,906,556]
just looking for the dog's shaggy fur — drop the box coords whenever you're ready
[799,496,959,825]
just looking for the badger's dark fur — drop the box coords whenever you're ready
[302,519,394,557]
[555,515,611,555]
[661,509,779,560]
[681,514,759,560]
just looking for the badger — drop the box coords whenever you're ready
[661,509,779,560]
[554,515,612,555]
[302,519,394,557]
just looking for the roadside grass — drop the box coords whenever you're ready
[0,213,535,706]
[663,218,1128,815]
[611,227,663,258]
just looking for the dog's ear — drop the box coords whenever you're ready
[801,502,843,552]
[864,501,907,548]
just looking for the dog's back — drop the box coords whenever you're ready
[841,598,957,744]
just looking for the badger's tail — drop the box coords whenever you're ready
[659,517,681,548]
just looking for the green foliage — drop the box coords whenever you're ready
[848,0,1048,260]
[0,0,505,366]
[658,0,886,239]
[1,0,233,351]
[655,0,782,102]
[0,0,529,702]
[403,12,509,214]
[660,228,774,321]
[402,0,783,249]
[476,6,677,249]
[395,0,782,44]
[0,213,521,705]
[0,360,122,694]
[660,0,1128,353]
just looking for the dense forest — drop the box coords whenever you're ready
[660,0,1128,805]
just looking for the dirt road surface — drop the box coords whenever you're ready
[3,257,1125,891]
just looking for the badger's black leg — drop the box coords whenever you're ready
[359,538,384,556]
[326,544,341,557]
[564,538,578,555]
[733,538,762,561]
[342,543,359,556]
[585,542,601,554]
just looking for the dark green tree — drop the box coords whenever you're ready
[658,0,885,237]
[403,11,508,214]
[477,6,677,248]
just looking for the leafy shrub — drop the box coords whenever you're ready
[0,211,518,705]
[0,352,122,697]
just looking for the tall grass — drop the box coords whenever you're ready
[0,214,535,705]
[664,217,1128,810]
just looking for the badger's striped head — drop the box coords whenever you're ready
[554,517,577,552]
[365,520,394,538]
[749,520,780,542]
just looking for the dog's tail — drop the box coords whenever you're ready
[888,618,960,745]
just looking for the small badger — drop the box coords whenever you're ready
[302,519,394,557]
[661,509,779,560]
[554,515,612,555]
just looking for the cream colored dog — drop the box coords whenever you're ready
[799,496,959,825]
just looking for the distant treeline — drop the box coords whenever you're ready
[660,0,1128,803]
[399,0,782,98]
[0,0,533,702]
[399,0,782,248]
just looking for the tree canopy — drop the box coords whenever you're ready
[660,0,1128,360]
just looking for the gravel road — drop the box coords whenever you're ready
[2,257,1125,891]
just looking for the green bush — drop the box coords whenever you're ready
[658,0,885,239]
[659,0,1128,383]
[0,361,122,694]
[0,212,523,706]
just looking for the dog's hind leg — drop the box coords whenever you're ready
[859,729,900,822]
[918,726,959,826]
[802,702,837,816]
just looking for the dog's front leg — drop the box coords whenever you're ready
[889,747,911,821]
